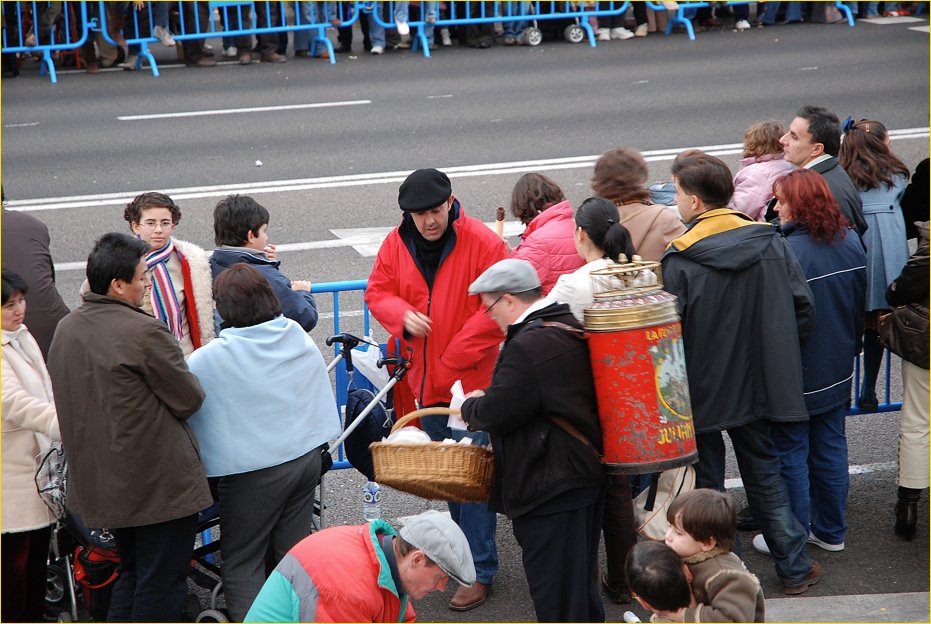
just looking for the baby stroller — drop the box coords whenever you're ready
[37,444,120,623]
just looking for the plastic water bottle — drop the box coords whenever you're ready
[622,612,642,623]
[362,481,381,521]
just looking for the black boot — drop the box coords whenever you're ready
[894,487,922,540]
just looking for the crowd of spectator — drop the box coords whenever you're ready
[1,1,923,76]
[1,70,927,622]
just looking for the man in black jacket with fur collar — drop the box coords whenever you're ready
[461,258,606,623]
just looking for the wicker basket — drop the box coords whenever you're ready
[370,407,495,503]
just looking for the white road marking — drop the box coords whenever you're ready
[117,100,371,121]
[858,15,926,24]
[724,461,895,490]
[909,25,931,32]
[4,122,40,128]
[9,129,928,213]
[54,220,525,271]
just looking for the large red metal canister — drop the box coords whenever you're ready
[584,262,697,475]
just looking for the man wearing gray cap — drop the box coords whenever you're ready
[245,511,475,622]
[365,168,508,611]
[460,258,607,622]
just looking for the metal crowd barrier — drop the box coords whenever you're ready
[2,1,634,76]
[1,1,89,83]
[362,1,631,56]
[644,1,855,41]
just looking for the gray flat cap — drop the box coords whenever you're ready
[399,511,476,586]
[468,258,541,295]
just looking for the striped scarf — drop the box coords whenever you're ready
[145,239,184,340]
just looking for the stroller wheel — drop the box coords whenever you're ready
[196,608,230,622]
[46,563,68,605]
[522,27,543,46]
[564,24,586,43]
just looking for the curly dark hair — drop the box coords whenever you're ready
[774,169,848,244]
[591,148,651,204]
[123,192,182,226]
[838,118,910,191]
[509,173,566,225]
[743,120,785,159]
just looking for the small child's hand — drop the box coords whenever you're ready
[264,243,277,260]
[291,280,312,292]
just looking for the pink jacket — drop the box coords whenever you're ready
[510,200,585,295]
[732,154,793,221]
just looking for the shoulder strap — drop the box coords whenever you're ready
[549,415,604,464]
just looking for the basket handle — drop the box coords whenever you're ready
[391,407,460,433]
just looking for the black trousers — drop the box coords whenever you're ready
[602,475,638,593]
[107,514,199,622]
[1,526,52,622]
[512,493,606,623]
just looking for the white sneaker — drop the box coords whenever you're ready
[634,22,649,37]
[735,19,751,30]
[120,53,137,70]
[611,26,635,39]
[440,28,453,46]
[153,25,175,46]
[807,532,845,552]
[370,45,384,55]
[752,534,771,556]
[396,20,410,36]
[597,28,611,41]
[224,46,238,58]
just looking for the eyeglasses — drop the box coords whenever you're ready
[139,220,175,230]
[483,295,505,315]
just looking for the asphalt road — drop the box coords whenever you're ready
[2,9,929,623]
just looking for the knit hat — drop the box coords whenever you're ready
[399,511,476,586]
[398,169,453,213]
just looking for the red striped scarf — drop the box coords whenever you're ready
[145,240,184,340]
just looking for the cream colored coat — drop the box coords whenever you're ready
[2,326,60,532]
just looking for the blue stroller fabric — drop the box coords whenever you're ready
[343,388,394,481]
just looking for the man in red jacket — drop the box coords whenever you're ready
[366,168,508,611]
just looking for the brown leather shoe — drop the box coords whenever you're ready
[449,582,489,611]
[261,51,287,63]
[186,57,217,68]
[238,51,253,65]
[783,560,822,595]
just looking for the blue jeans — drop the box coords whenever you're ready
[760,1,803,24]
[421,415,499,585]
[294,2,338,50]
[695,419,814,587]
[770,405,849,545]
[108,514,199,622]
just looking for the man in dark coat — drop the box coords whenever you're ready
[779,105,868,238]
[48,233,211,622]
[461,258,606,622]
[661,154,822,596]
[1,208,70,359]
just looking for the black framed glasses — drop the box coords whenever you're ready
[483,294,505,315]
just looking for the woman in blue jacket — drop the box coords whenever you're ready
[187,263,341,622]
[755,169,866,556]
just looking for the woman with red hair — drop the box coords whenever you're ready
[753,169,867,558]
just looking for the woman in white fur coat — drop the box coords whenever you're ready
[2,270,61,622]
